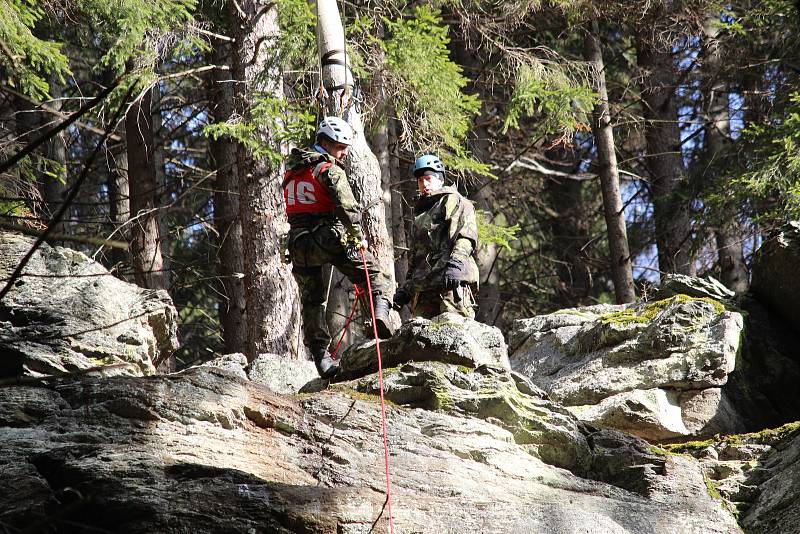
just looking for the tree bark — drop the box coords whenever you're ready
[230,0,300,361]
[210,40,247,354]
[701,15,749,293]
[126,87,167,290]
[13,95,45,218]
[374,68,395,281]
[636,30,695,278]
[388,119,411,323]
[108,137,130,270]
[584,17,636,303]
[42,76,68,236]
[151,83,171,290]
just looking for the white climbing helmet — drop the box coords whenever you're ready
[316,117,354,146]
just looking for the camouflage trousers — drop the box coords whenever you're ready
[289,224,390,356]
[411,284,476,320]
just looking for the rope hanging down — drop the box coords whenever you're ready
[329,283,366,361]
[359,248,396,534]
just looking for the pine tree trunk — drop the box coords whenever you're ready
[701,15,749,293]
[126,87,167,290]
[13,96,43,216]
[373,66,395,283]
[388,119,411,323]
[230,0,301,361]
[471,187,503,323]
[584,17,636,303]
[151,83,171,290]
[210,41,247,354]
[108,136,130,271]
[103,68,131,272]
[636,30,695,278]
[43,76,67,236]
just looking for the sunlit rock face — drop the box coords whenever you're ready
[4,240,796,533]
[337,313,510,382]
[0,366,742,533]
[247,352,319,393]
[509,295,745,441]
[0,232,178,377]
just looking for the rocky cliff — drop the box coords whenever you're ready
[0,233,178,377]
[1,230,800,533]
[0,364,741,533]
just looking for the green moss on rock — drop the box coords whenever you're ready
[704,473,722,501]
[600,295,726,327]
[665,421,800,455]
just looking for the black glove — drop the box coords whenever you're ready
[442,258,466,290]
[393,288,411,310]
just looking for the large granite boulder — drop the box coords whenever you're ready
[0,232,179,377]
[336,312,509,381]
[509,295,745,441]
[352,362,591,472]
[0,365,742,533]
[751,221,800,333]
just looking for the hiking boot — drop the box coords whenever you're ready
[372,294,395,339]
[313,350,339,379]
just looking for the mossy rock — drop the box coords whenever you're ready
[665,421,800,456]
[353,361,591,473]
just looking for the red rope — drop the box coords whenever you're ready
[359,248,395,534]
[330,284,366,361]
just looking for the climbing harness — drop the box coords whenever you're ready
[359,247,396,534]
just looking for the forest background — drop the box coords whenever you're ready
[1,0,798,368]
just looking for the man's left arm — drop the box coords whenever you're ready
[325,164,365,243]
[445,194,478,262]
[442,194,478,288]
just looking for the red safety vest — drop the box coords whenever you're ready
[283,161,337,215]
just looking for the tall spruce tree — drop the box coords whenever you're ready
[229,0,301,361]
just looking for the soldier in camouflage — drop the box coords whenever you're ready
[283,117,394,379]
[393,155,479,319]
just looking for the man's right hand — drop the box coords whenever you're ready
[342,227,366,249]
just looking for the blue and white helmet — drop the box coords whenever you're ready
[412,154,445,177]
[316,116,354,146]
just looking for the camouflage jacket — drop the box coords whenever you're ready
[284,146,363,241]
[405,186,479,291]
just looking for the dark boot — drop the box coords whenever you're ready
[372,294,394,339]
[313,349,339,379]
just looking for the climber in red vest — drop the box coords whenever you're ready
[283,117,394,379]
